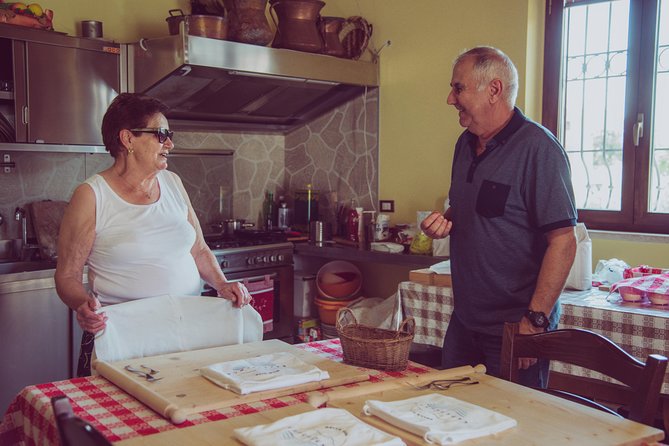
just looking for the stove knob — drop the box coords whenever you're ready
[247,257,254,265]
[278,254,285,262]
[263,256,269,263]
[220,260,229,269]
[270,255,277,262]
[255,256,263,264]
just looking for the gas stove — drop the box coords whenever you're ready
[205,230,293,273]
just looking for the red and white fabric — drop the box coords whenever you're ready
[0,340,434,446]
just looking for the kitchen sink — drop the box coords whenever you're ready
[0,260,57,275]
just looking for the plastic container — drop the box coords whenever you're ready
[316,260,362,300]
[315,295,356,325]
[293,272,317,317]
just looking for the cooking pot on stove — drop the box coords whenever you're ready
[211,219,255,235]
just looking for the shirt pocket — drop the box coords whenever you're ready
[476,180,511,218]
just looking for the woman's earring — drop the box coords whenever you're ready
[128,148,134,154]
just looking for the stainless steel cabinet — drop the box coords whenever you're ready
[0,270,69,414]
[0,25,119,145]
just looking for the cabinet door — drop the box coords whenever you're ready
[0,286,70,414]
[24,42,119,145]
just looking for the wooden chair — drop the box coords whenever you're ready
[51,396,112,446]
[500,322,668,426]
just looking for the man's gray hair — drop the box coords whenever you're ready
[455,46,519,107]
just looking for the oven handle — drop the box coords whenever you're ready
[226,272,278,284]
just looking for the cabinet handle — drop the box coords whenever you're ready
[22,106,29,125]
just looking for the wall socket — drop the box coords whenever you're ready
[379,200,394,212]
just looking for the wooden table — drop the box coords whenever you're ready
[1,338,663,445]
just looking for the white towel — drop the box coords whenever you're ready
[94,295,263,363]
[363,394,517,445]
[233,407,406,446]
[200,351,330,395]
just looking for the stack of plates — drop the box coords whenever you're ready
[320,322,338,339]
[0,112,15,142]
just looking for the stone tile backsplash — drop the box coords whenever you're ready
[0,90,378,244]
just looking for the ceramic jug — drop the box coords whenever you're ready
[270,0,325,53]
[223,0,274,46]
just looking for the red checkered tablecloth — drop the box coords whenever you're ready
[0,339,433,446]
[399,281,669,393]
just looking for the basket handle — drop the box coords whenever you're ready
[336,307,357,331]
[398,316,415,336]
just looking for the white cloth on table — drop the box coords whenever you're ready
[233,407,406,446]
[363,394,516,445]
[200,351,330,395]
[93,295,262,363]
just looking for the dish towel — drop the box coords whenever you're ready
[363,394,517,445]
[200,351,330,395]
[233,407,406,446]
[94,295,263,363]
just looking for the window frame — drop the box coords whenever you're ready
[542,0,668,234]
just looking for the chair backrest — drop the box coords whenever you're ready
[51,396,112,446]
[500,322,667,426]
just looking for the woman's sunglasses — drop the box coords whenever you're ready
[130,128,174,144]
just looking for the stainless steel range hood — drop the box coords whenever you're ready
[122,28,379,134]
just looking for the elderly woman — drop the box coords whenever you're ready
[55,93,251,376]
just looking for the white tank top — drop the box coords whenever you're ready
[85,170,202,305]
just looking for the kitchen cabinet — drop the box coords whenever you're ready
[0,268,84,414]
[0,24,119,146]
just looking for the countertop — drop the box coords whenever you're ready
[293,241,447,268]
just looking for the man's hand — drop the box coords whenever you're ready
[517,316,546,370]
[420,211,453,239]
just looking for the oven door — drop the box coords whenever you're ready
[203,265,294,343]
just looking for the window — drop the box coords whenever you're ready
[543,0,669,233]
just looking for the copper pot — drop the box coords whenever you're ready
[270,0,325,53]
[166,9,228,40]
[320,16,346,58]
[223,0,274,46]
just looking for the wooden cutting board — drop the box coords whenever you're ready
[115,403,316,446]
[409,268,452,287]
[93,340,369,424]
[29,200,68,260]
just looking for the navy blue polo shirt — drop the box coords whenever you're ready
[448,108,577,335]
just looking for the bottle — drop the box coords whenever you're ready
[264,191,274,230]
[277,196,290,229]
[375,213,390,241]
[347,199,359,242]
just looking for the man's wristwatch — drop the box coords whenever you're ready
[525,309,549,329]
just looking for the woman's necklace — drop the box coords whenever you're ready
[115,171,155,200]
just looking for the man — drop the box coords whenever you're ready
[421,47,577,387]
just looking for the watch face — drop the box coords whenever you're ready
[527,310,549,328]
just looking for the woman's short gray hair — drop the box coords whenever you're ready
[455,46,518,107]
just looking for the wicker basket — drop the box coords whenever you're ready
[336,307,414,371]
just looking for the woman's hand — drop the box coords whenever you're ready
[76,294,107,334]
[217,281,252,308]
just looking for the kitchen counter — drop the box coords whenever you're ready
[293,241,447,268]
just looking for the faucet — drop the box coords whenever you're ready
[14,207,40,261]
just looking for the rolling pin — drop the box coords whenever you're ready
[94,360,189,424]
[307,364,486,408]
